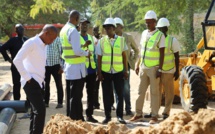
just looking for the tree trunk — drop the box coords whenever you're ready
[184,0,194,53]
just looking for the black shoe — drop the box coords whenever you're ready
[45,104,49,108]
[163,114,169,120]
[126,111,134,116]
[93,106,100,109]
[144,113,152,118]
[87,116,98,123]
[117,117,126,124]
[18,113,31,119]
[56,104,63,109]
[81,117,85,122]
[102,118,111,124]
[111,106,115,110]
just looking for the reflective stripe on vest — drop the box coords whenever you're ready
[80,34,96,69]
[141,31,163,67]
[162,35,175,71]
[60,23,85,64]
[100,36,124,72]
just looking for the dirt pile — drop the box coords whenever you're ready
[44,109,215,134]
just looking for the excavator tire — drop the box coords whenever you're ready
[179,65,208,112]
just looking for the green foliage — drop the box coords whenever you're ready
[30,0,65,19]
[0,0,89,37]
[90,0,211,53]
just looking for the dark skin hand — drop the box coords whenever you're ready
[82,40,91,48]
[97,55,104,81]
[135,66,139,75]
[122,51,128,79]
[174,52,180,80]
[58,67,64,74]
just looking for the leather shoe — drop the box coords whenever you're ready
[102,118,111,124]
[126,111,134,116]
[56,104,63,109]
[144,113,152,118]
[45,104,49,108]
[117,117,126,124]
[87,116,98,123]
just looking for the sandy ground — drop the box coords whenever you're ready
[0,55,215,134]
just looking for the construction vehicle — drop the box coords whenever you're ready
[173,0,215,112]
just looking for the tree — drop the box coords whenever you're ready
[90,0,211,53]
[0,0,90,38]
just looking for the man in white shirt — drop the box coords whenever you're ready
[13,24,58,134]
[156,18,180,119]
[129,10,165,124]
[60,10,91,121]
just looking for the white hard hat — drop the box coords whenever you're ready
[103,18,116,27]
[144,10,157,20]
[156,18,170,27]
[114,17,124,26]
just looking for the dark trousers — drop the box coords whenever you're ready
[44,64,63,105]
[102,71,124,118]
[66,80,71,116]
[115,66,131,112]
[86,73,96,117]
[69,78,85,120]
[23,78,46,134]
[11,64,21,100]
[93,80,100,107]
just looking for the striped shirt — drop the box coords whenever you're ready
[46,37,62,66]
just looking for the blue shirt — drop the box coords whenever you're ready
[81,35,96,75]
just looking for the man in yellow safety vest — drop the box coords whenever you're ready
[129,10,165,124]
[156,17,180,119]
[60,10,91,121]
[97,18,128,124]
[79,18,98,123]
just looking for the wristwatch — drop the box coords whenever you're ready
[158,69,162,72]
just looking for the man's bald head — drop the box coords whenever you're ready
[68,10,80,26]
[39,24,58,45]
[42,24,58,34]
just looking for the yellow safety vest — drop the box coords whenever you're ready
[162,35,175,71]
[80,34,96,69]
[100,36,124,72]
[141,30,163,67]
[60,23,85,64]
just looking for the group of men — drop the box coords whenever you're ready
[0,9,180,134]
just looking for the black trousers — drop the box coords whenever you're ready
[101,71,124,118]
[11,64,21,100]
[85,73,96,117]
[66,80,71,116]
[93,79,100,107]
[23,78,45,134]
[69,78,85,120]
[44,64,63,105]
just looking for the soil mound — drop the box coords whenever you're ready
[44,109,215,134]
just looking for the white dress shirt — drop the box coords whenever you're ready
[13,35,46,88]
[64,23,89,80]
